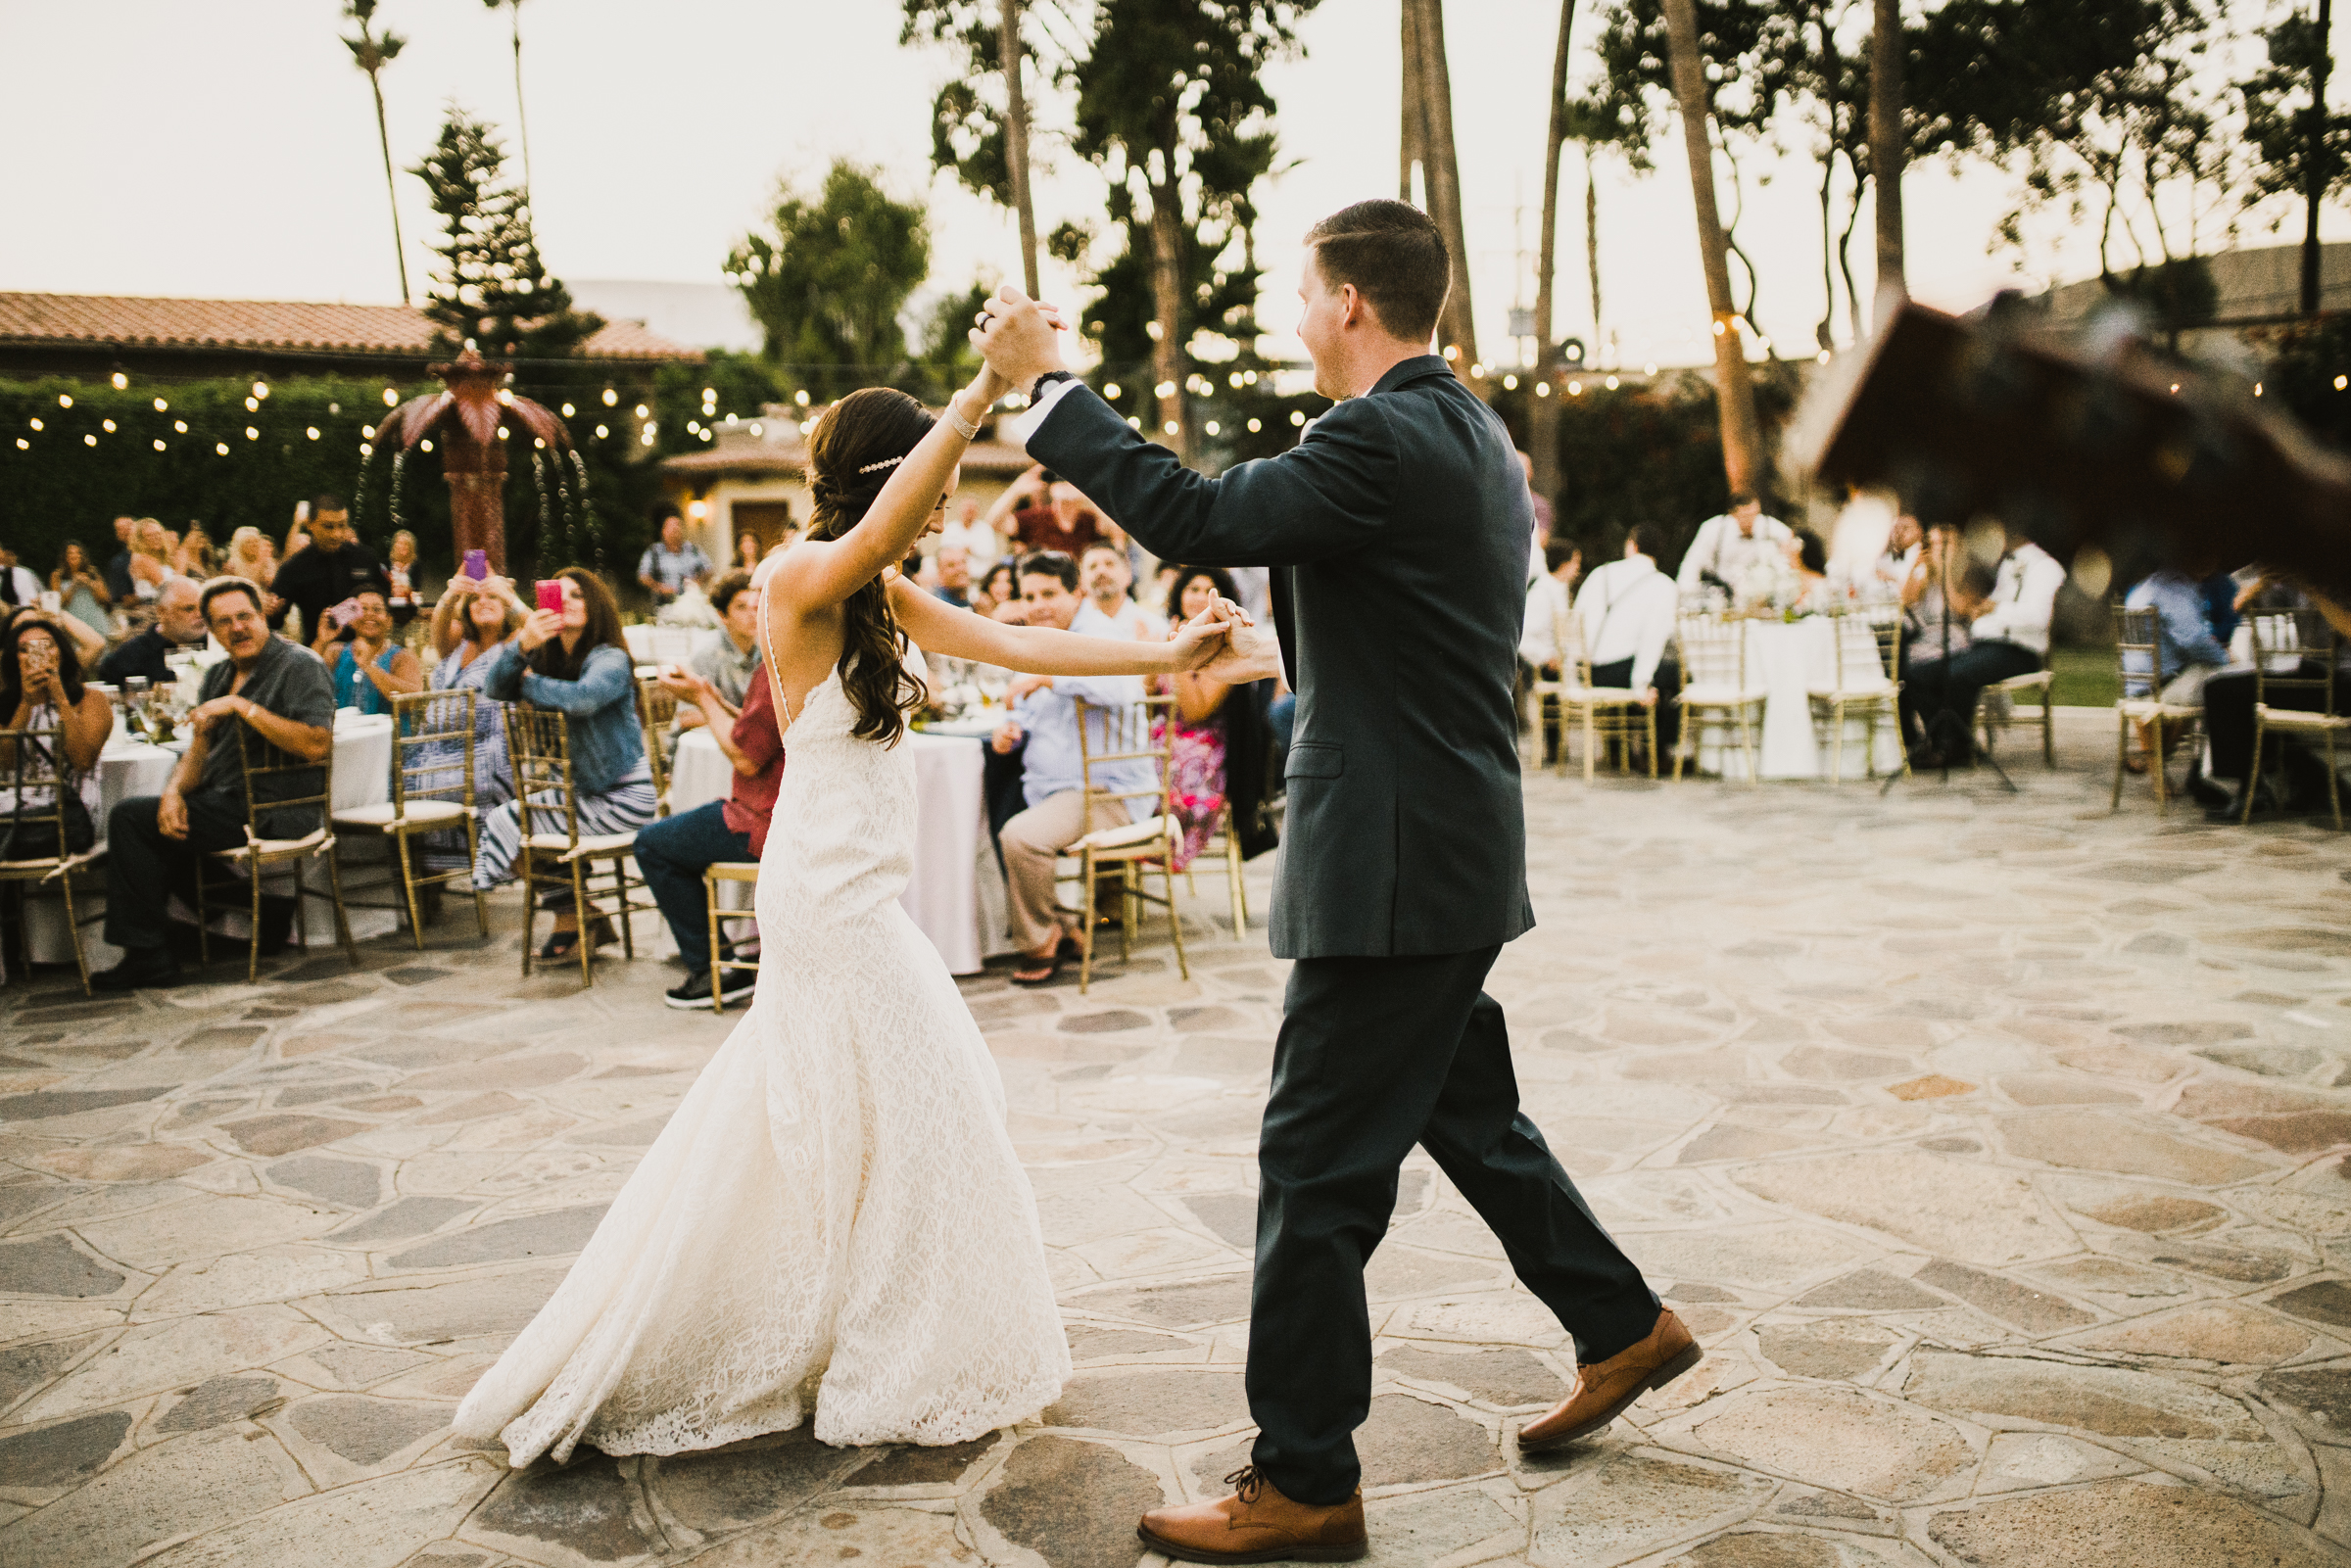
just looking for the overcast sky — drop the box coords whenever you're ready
[1,1,2328,369]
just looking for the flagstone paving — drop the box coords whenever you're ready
[3,713,2350,1567]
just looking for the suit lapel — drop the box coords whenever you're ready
[1271,566,1299,691]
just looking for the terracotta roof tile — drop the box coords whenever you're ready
[0,292,700,361]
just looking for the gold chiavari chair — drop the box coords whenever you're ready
[504,705,652,985]
[1806,610,1904,783]
[1673,614,1767,784]
[332,689,491,945]
[637,676,679,820]
[0,723,103,996]
[2110,605,2202,814]
[703,861,762,1010]
[1068,693,1187,993]
[195,724,356,981]
[2243,610,2346,830]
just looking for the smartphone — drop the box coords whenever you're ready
[536,580,565,615]
[327,597,363,628]
[462,549,489,580]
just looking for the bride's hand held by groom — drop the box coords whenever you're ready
[971,286,1069,392]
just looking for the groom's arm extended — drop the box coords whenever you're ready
[1025,386,1400,569]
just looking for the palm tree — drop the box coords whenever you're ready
[1869,0,1905,315]
[1402,0,1476,372]
[998,0,1040,298]
[485,0,533,193]
[1529,0,1579,515]
[343,0,410,304]
[1661,0,1762,493]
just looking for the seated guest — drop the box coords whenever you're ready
[641,661,785,1009]
[96,576,207,686]
[973,560,1021,623]
[0,546,39,610]
[413,573,525,875]
[385,530,424,629]
[104,516,137,603]
[49,544,114,639]
[2,594,105,671]
[988,463,1107,555]
[674,570,762,737]
[122,519,178,626]
[1787,530,1834,611]
[2198,584,2351,819]
[471,568,657,961]
[0,614,111,860]
[1676,492,1795,594]
[932,543,974,608]
[939,497,999,564]
[1078,542,1163,640]
[175,527,219,581]
[989,551,1155,986]
[2121,567,2231,774]
[92,579,333,990]
[1574,525,1682,757]
[221,526,277,590]
[322,588,423,715]
[1902,537,2064,767]
[1518,541,1585,765]
[1148,566,1242,867]
[268,496,387,642]
[1874,512,1922,592]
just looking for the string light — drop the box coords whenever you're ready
[362,425,375,439]
[307,426,321,440]
[601,387,618,405]
[1204,420,1222,435]
[173,420,187,433]
[153,398,168,411]
[635,404,649,417]
[561,403,576,416]
[793,390,811,407]
[216,443,229,455]
[252,381,269,399]
[420,439,434,451]
[1127,416,1141,430]
[83,435,95,446]
[1247,417,1262,432]
[1105,383,1123,400]
[1606,375,1620,390]
[152,439,166,451]
[101,419,116,433]
[1289,409,1306,427]
[13,439,24,451]
[245,426,259,440]
[111,372,127,390]
[245,397,260,412]
[360,442,372,455]
[1503,374,1518,390]
[1568,381,1583,396]
[27,418,40,431]
[383,388,400,406]
[1163,420,1178,434]
[595,424,608,439]
[57,394,71,407]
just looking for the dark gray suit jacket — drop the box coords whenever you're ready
[1028,356,1535,960]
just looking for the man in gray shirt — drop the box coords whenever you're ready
[94,579,335,990]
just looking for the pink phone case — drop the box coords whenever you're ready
[536,581,564,614]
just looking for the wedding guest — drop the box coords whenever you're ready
[92,578,333,990]
[1518,451,1554,546]
[641,654,785,1010]
[221,526,277,590]
[126,518,176,608]
[988,463,1106,555]
[472,567,657,960]
[1518,540,1584,766]
[415,573,526,872]
[0,546,41,608]
[1676,493,1795,594]
[939,496,1000,564]
[97,577,206,686]
[282,499,313,560]
[932,543,975,608]
[1787,531,1833,611]
[384,530,423,629]
[990,551,1153,984]
[735,531,763,572]
[1577,525,1682,754]
[269,496,387,643]
[2121,566,2230,758]
[674,570,762,736]
[1903,536,2063,767]
[972,560,1019,621]
[1079,542,1163,639]
[0,614,110,860]
[1149,565,1244,868]
[2197,584,2351,819]
[1875,513,1922,590]
[49,543,114,638]
[104,516,137,602]
[175,527,219,580]
[637,507,711,607]
[323,588,423,716]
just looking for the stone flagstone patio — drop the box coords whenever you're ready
[3,711,2351,1567]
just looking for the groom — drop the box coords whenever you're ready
[981,200,1696,1564]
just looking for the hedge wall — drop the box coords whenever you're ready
[0,370,662,588]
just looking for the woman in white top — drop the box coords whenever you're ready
[126,519,176,602]
[221,526,277,588]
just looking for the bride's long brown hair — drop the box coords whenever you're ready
[803,388,934,745]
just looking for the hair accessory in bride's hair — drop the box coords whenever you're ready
[856,455,906,475]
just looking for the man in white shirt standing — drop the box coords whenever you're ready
[1576,525,1683,757]
[1903,538,2065,766]
[1676,493,1796,595]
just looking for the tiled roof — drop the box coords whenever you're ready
[0,292,700,361]
[659,437,1032,478]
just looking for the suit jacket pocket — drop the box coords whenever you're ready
[1285,742,1344,780]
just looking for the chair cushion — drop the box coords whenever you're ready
[2118,699,2203,720]
[333,799,472,831]
[2255,707,2351,731]
[1681,684,1769,704]
[1993,670,2054,691]
[1807,679,1896,698]
[526,831,641,860]
[213,829,331,861]
[1559,686,1643,704]
[1073,815,1175,852]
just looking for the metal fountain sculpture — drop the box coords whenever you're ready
[360,347,592,575]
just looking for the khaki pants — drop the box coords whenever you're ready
[1000,789,1130,953]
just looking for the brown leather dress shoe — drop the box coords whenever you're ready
[1138,1465,1368,1564]
[1516,1307,1702,1452]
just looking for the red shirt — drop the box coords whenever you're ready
[720,670,787,855]
[1013,504,1103,556]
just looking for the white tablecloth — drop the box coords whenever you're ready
[668,726,1011,974]
[24,714,401,971]
[1689,619,1903,782]
[624,625,703,666]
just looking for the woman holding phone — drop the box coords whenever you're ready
[324,589,423,716]
[469,568,651,959]
[415,571,526,873]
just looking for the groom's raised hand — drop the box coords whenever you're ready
[973,285,1068,395]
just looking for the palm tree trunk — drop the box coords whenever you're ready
[509,3,532,195]
[1529,0,1578,517]
[1407,0,1477,372]
[1814,3,1841,353]
[1400,3,1424,203]
[999,0,1040,298]
[370,73,410,304]
[1661,0,1761,494]
[1150,186,1188,462]
[1586,154,1602,355]
[1869,0,1906,319]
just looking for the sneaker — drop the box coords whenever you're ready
[664,970,755,1010]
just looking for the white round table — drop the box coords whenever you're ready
[668,725,1011,974]
[1688,619,1903,782]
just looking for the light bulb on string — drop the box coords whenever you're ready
[27,418,40,432]
[57,395,71,408]
[111,372,127,390]
[152,439,166,451]
[173,420,187,433]
[153,398,168,412]
[383,388,399,406]
[215,443,229,455]
[253,381,269,400]
[101,419,116,433]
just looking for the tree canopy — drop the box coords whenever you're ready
[725,162,933,398]
[410,108,600,359]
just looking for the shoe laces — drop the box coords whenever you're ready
[1223,1465,1266,1504]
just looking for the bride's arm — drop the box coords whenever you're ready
[890,577,1241,678]
[765,366,1007,614]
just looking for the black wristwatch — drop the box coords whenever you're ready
[1030,369,1079,401]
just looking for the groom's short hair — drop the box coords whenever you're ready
[1305,200,1449,345]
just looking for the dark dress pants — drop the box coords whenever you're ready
[632,800,753,973]
[1587,655,1683,754]
[1900,641,2039,760]
[1248,946,1659,1505]
[103,792,250,950]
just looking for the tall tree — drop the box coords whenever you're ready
[1403,0,1477,370]
[2240,1,2349,314]
[484,0,533,194]
[411,110,600,358]
[1868,0,1905,313]
[725,163,933,399]
[903,1,1044,298]
[1530,0,1580,511]
[1067,0,1316,460]
[1661,0,1764,493]
[342,0,409,305]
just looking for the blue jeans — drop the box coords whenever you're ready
[633,801,753,973]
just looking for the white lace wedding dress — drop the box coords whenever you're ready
[453,668,1070,1465]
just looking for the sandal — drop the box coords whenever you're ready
[539,928,582,961]
[1011,954,1065,987]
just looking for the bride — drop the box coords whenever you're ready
[454,361,1247,1464]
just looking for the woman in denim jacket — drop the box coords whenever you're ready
[472,567,655,960]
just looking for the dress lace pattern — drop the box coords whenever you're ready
[453,670,1071,1464]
